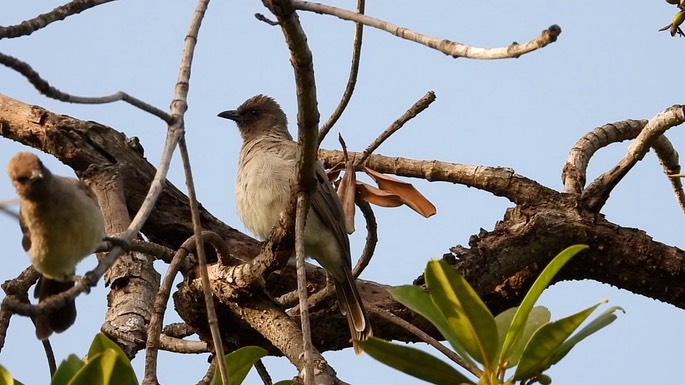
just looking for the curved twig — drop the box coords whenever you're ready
[318,0,365,143]
[293,1,561,60]
[563,119,685,214]
[0,0,116,39]
[368,305,480,377]
[352,197,377,279]
[582,105,685,212]
[0,52,172,123]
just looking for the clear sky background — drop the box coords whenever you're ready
[1,1,684,384]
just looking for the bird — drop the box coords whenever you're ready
[7,152,106,340]
[218,95,372,353]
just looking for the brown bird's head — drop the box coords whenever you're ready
[7,152,53,200]
[217,95,292,142]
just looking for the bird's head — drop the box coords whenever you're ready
[7,152,53,200]
[218,94,291,142]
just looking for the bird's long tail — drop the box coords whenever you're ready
[334,268,372,355]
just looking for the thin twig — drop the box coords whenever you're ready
[143,242,189,383]
[0,52,172,123]
[295,195,315,385]
[357,91,436,165]
[197,360,216,385]
[293,1,561,60]
[178,137,229,384]
[318,0,365,143]
[369,305,481,377]
[0,199,19,220]
[351,196,377,279]
[254,359,273,385]
[0,0,116,39]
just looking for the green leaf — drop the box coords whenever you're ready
[495,306,550,368]
[211,346,268,385]
[87,333,129,364]
[69,349,138,385]
[388,285,476,368]
[425,260,498,368]
[550,305,624,365]
[0,364,14,385]
[513,301,601,381]
[359,337,473,385]
[499,245,588,364]
[51,355,85,385]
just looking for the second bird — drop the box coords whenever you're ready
[218,95,372,353]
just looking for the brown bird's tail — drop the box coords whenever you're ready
[334,269,372,355]
[34,277,77,340]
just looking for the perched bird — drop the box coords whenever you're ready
[218,95,372,352]
[7,152,105,340]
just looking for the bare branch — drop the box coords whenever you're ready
[582,105,685,212]
[352,197,377,279]
[318,0,365,142]
[563,118,685,215]
[0,0,116,39]
[295,195,315,384]
[320,149,561,206]
[358,91,436,165]
[143,241,189,383]
[562,120,648,194]
[293,1,561,60]
[0,52,172,123]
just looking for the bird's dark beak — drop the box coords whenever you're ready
[217,110,240,122]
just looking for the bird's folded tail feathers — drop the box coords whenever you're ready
[334,269,372,355]
[34,277,77,340]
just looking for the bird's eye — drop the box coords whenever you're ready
[15,176,29,185]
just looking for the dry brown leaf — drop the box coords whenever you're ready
[326,162,345,183]
[363,166,437,218]
[356,182,404,207]
[337,134,356,233]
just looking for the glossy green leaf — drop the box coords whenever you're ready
[513,301,601,381]
[359,337,473,385]
[69,349,138,385]
[499,245,588,364]
[0,365,13,385]
[388,285,476,367]
[550,305,623,365]
[87,333,129,364]
[211,346,268,385]
[51,355,85,385]
[425,260,498,368]
[495,306,550,368]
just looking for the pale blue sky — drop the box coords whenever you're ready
[1,1,684,384]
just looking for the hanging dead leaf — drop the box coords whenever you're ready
[337,134,356,234]
[326,162,345,183]
[363,166,436,218]
[356,181,403,207]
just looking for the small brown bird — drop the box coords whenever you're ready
[218,95,372,353]
[7,152,105,340]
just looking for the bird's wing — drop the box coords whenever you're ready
[309,162,352,266]
[18,208,31,252]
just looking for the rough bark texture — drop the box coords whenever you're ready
[2,92,684,355]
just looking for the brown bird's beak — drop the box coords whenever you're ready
[217,110,240,122]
